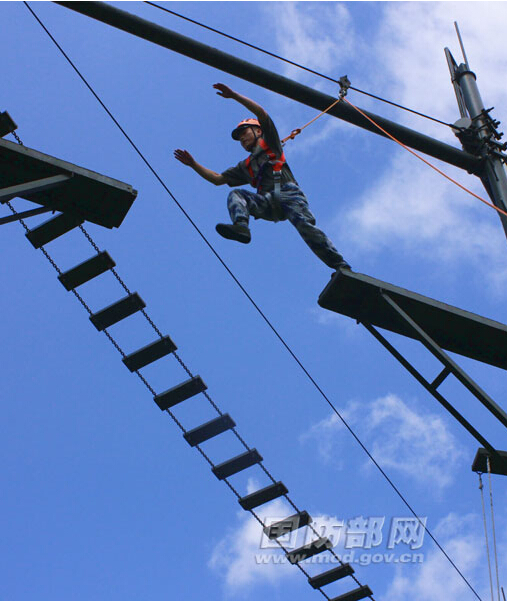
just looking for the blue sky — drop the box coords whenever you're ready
[2,2,507,601]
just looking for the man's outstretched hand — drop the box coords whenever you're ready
[174,149,196,167]
[213,83,236,99]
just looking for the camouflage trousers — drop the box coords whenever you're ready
[227,182,344,268]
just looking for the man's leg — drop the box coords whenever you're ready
[226,188,274,223]
[216,188,269,243]
[280,184,349,269]
[227,188,253,225]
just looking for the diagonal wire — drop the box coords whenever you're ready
[6,198,339,601]
[341,95,507,219]
[24,3,483,598]
[7,199,334,599]
[76,222,371,598]
[144,1,453,129]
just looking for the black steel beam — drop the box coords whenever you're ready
[0,138,137,229]
[55,1,481,173]
[0,174,72,204]
[0,206,52,225]
[472,448,507,476]
[362,322,497,454]
[319,268,507,370]
[380,292,507,430]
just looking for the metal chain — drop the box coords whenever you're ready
[78,224,166,338]
[18,6,484,596]
[75,223,311,516]
[78,224,100,253]
[174,326,357,585]
[74,214,369,596]
[11,131,24,145]
[9,120,372,599]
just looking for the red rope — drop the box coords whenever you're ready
[342,96,507,219]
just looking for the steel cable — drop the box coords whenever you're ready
[145,1,453,129]
[6,200,336,601]
[22,3,483,598]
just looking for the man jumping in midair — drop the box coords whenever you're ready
[174,83,350,270]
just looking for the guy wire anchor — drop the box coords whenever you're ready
[339,75,351,98]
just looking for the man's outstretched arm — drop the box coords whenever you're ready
[174,149,226,186]
[213,83,268,122]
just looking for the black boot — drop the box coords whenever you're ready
[216,222,251,244]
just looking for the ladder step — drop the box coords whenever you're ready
[238,481,288,511]
[26,212,84,248]
[330,585,372,601]
[212,449,263,480]
[122,336,177,372]
[308,564,354,589]
[58,251,115,290]
[89,293,145,331]
[0,110,17,137]
[286,537,333,564]
[154,376,207,411]
[264,510,312,540]
[184,413,236,447]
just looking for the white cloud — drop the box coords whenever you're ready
[364,395,466,490]
[339,2,507,284]
[208,480,295,591]
[339,151,505,256]
[375,3,507,135]
[208,489,352,593]
[261,2,362,154]
[208,476,352,592]
[267,2,507,287]
[308,305,360,337]
[265,2,358,82]
[334,147,507,296]
[300,394,466,492]
[209,478,506,598]
[300,410,348,469]
[382,511,507,601]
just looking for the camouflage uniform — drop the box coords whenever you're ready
[222,114,346,269]
[226,183,344,268]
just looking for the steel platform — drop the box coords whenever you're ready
[319,269,507,370]
[0,137,137,228]
[472,448,507,476]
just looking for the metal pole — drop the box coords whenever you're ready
[55,1,480,173]
[455,64,507,236]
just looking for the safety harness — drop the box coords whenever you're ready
[245,138,286,221]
